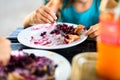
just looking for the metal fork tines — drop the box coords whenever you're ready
[60,30,67,37]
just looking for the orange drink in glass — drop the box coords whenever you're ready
[96,11,120,79]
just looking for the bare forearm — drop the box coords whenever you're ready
[46,0,62,13]
[100,0,118,11]
[107,0,118,8]
[23,12,35,28]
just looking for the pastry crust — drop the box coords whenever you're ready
[64,25,84,44]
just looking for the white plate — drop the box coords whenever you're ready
[17,22,87,49]
[12,49,71,80]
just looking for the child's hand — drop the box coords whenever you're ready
[85,23,100,38]
[0,36,11,66]
[32,6,57,24]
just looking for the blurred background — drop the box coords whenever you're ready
[0,0,44,36]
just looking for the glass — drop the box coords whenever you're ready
[96,11,120,79]
[71,52,97,80]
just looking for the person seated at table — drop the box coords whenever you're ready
[23,0,118,38]
[0,36,11,66]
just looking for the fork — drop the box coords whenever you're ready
[59,30,67,37]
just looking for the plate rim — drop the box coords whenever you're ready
[11,49,71,80]
[17,23,87,49]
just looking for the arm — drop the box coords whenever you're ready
[106,0,118,8]
[23,0,62,28]
[100,0,118,12]
[45,0,62,13]
[0,36,11,66]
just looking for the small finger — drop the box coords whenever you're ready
[89,30,99,38]
[40,15,52,23]
[85,27,94,36]
[39,9,55,23]
[43,6,57,20]
[32,15,46,24]
[85,25,98,36]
